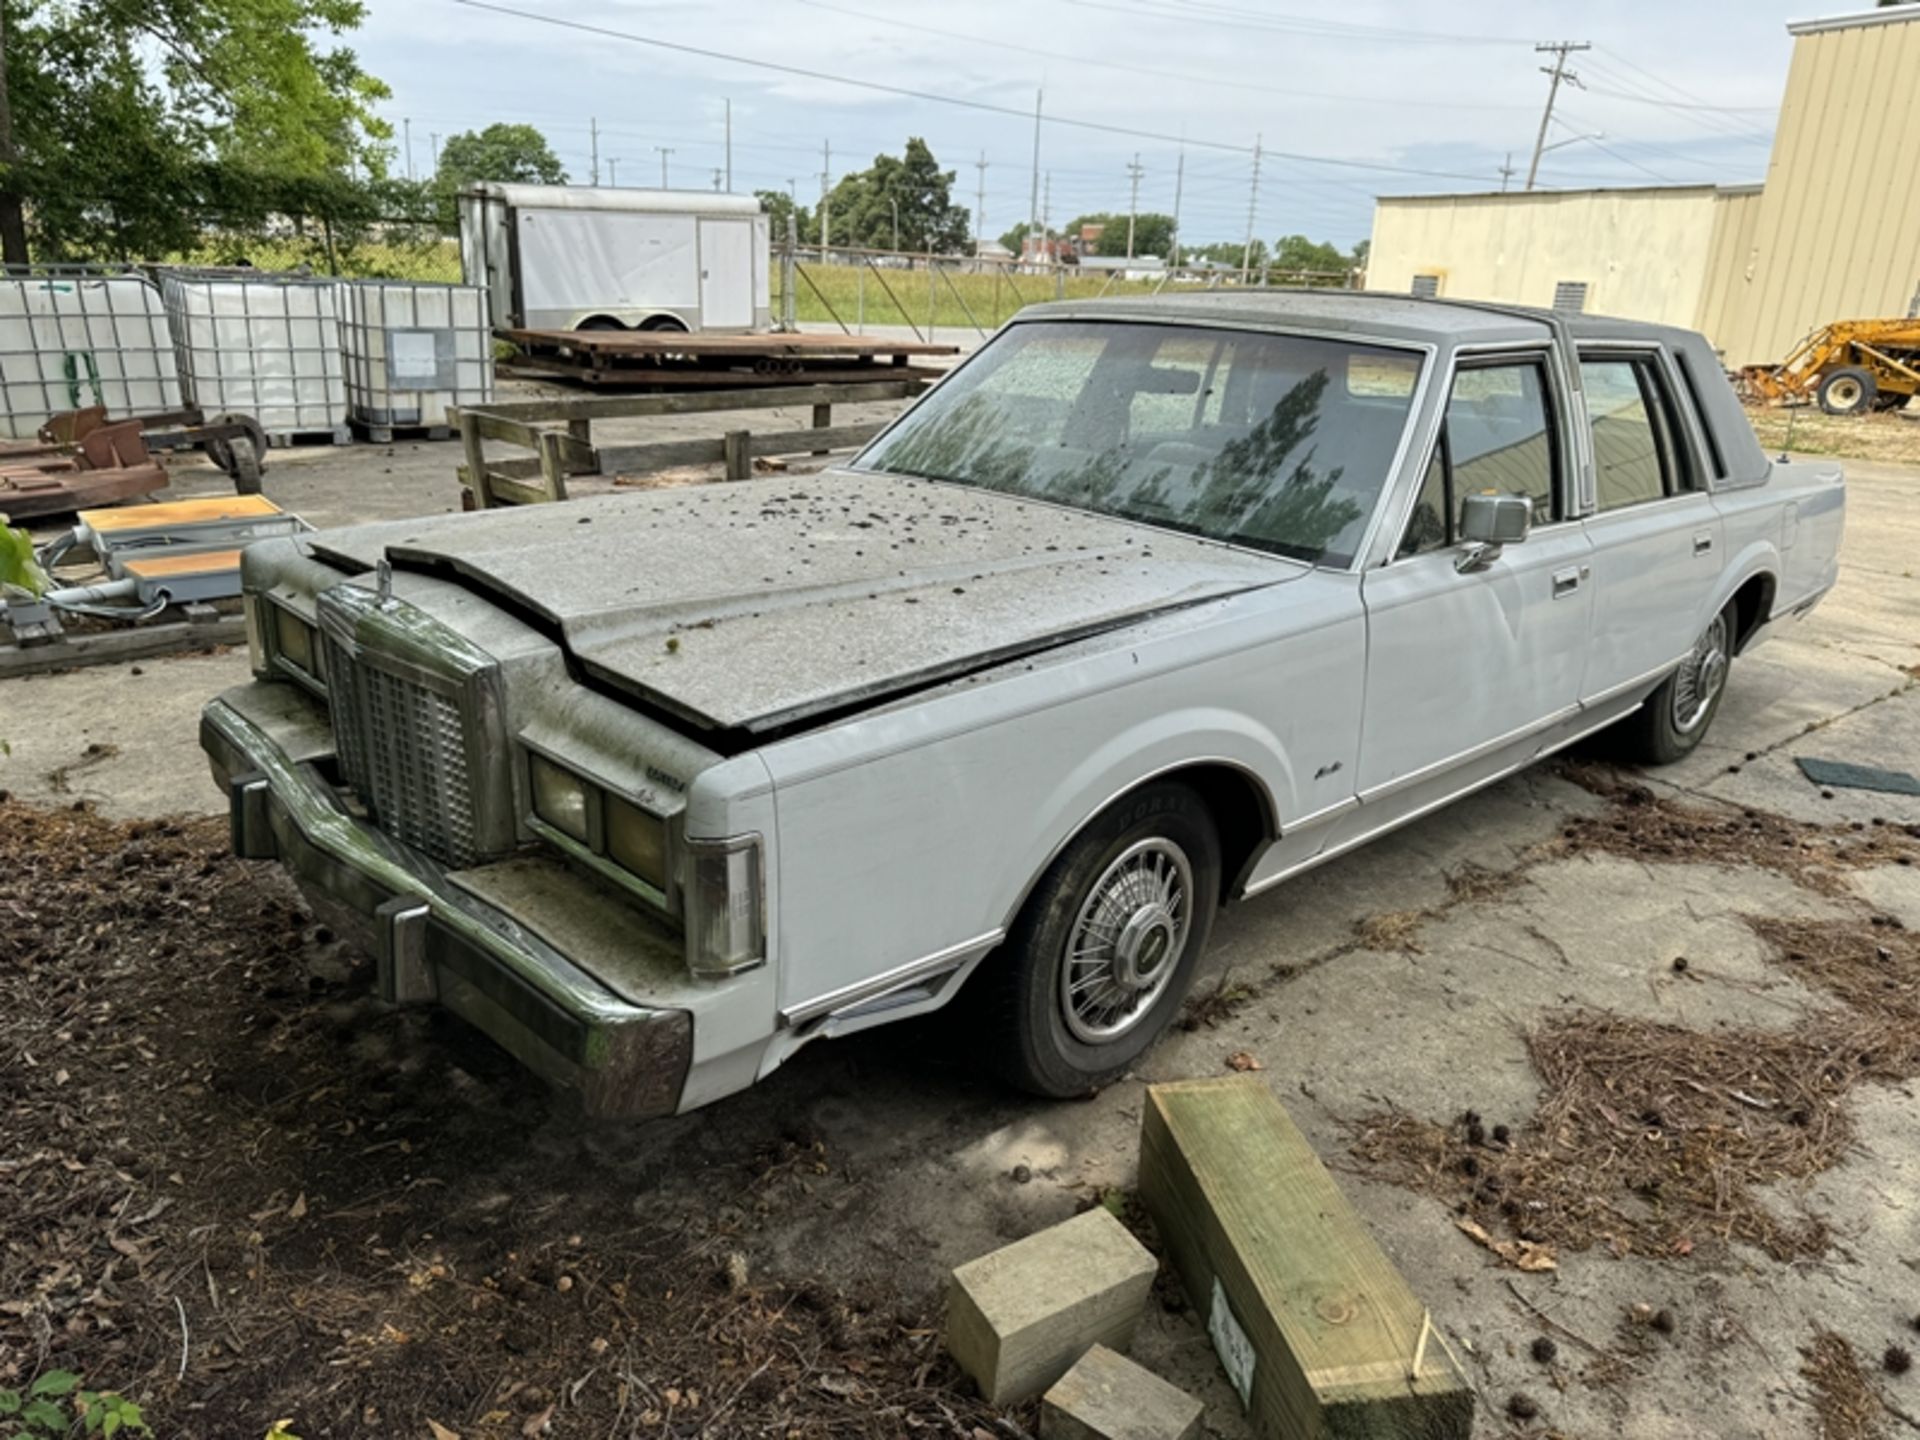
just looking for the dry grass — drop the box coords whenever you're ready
[1803,1330,1889,1440]
[1552,763,1920,898]
[1348,913,1919,1263]
[1744,404,1920,468]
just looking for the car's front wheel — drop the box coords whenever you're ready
[1617,604,1735,764]
[984,782,1220,1097]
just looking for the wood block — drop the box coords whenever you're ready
[1138,1077,1473,1440]
[1040,1344,1203,1440]
[947,1207,1158,1407]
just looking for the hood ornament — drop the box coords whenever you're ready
[375,557,394,607]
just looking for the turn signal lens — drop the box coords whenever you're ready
[686,835,764,977]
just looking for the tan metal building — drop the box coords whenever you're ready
[1366,5,1920,366]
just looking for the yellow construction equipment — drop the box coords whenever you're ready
[1740,318,1920,415]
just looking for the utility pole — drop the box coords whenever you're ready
[0,0,25,265]
[819,140,832,251]
[404,118,415,181]
[1525,41,1589,191]
[974,151,988,256]
[590,117,600,186]
[724,98,733,191]
[787,177,798,203]
[712,168,724,191]
[1125,153,1144,261]
[1028,89,1043,261]
[657,146,674,188]
[607,158,619,187]
[430,132,440,172]
[1170,148,1185,270]
[1499,152,1517,192]
[1241,134,1263,283]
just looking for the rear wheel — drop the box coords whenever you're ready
[1817,366,1877,416]
[984,782,1220,1097]
[575,316,626,332]
[1616,605,1734,765]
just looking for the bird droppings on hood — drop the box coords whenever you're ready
[306,470,1303,733]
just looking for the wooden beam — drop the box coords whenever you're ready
[594,422,886,478]
[1041,1345,1202,1440]
[454,380,925,425]
[947,1207,1157,1408]
[1138,1078,1472,1440]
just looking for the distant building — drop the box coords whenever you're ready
[1365,5,1920,364]
[1079,255,1168,282]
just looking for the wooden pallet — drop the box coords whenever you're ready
[0,602,246,678]
[350,420,456,444]
[265,425,353,449]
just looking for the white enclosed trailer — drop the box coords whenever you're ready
[458,184,770,334]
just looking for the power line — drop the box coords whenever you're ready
[447,0,1512,185]
[1526,41,1589,191]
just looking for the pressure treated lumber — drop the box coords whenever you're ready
[946,1207,1158,1407]
[1138,1077,1473,1440]
[1040,1344,1203,1440]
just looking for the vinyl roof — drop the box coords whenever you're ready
[1017,289,1552,345]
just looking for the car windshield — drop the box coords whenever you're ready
[856,319,1425,567]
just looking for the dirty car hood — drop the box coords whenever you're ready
[309,471,1299,735]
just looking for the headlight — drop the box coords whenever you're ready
[274,605,319,677]
[686,835,765,977]
[606,795,668,890]
[529,752,592,844]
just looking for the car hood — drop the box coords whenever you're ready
[309,470,1299,735]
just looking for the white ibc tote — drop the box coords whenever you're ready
[0,268,184,439]
[340,281,493,434]
[162,271,348,441]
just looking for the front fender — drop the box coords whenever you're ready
[994,707,1292,931]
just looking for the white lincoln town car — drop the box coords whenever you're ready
[204,292,1845,1116]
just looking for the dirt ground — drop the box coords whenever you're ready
[4,410,1920,1440]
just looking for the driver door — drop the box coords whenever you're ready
[1354,351,1594,829]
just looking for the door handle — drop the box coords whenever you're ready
[1693,531,1714,556]
[1552,566,1582,598]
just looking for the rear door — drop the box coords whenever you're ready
[1574,346,1725,705]
[1357,350,1594,813]
[698,219,755,329]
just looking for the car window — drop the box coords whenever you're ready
[1580,354,1693,511]
[1397,431,1451,558]
[1441,358,1558,528]
[858,320,1427,567]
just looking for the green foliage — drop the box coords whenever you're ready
[820,138,970,253]
[1066,211,1177,259]
[1187,239,1268,269]
[755,188,814,245]
[0,1370,148,1436]
[1,0,390,258]
[435,124,566,195]
[0,522,50,597]
[997,220,1052,255]
[1270,233,1350,274]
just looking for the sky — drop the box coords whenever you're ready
[354,0,1817,250]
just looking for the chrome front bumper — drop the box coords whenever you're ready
[202,686,692,1119]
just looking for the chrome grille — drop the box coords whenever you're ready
[323,630,482,868]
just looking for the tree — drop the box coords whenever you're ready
[999,220,1054,254]
[1350,238,1371,270]
[755,188,814,244]
[1270,234,1349,274]
[1067,211,1175,259]
[435,123,567,193]
[0,0,390,261]
[820,138,970,253]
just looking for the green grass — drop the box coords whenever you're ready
[774,261,1335,334]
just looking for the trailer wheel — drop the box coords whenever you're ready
[225,434,264,495]
[636,314,688,333]
[576,316,626,332]
[1817,366,1877,416]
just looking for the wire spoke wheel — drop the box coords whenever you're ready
[1671,611,1731,735]
[1059,837,1193,1044]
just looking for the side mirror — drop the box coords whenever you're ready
[1456,491,1532,572]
